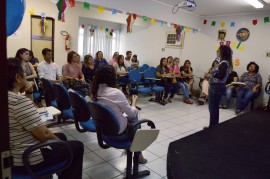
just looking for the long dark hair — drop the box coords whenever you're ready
[159,57,167,68]
[15,48,29,61]
[91,65,117,101]
[7,58,24,90]
[67,51,77,63]
[95,51,103,60]
[83,55,93,67]
[117,55,126,69]
[184,60,191,68]
[219,45,232,68]
[247,61,259,73]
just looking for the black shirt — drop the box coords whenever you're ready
[82,65,96,83]
[225,71,238,85]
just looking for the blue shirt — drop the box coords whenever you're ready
[94,58,108,67]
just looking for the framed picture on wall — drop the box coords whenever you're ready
[165,31,185,49]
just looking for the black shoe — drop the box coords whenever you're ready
[235,109,242,115]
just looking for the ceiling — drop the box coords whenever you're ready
[154,0,270,16]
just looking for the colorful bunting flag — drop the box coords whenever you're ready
[231,42,237,49]
[69,0,75,7]
[253,19,257,25]
[84,2,90,10]
[221,22,225,27]
[99,26,103,31]
[203,19,207,25]
[239,45,246,52]
[29,9,35,15]
[143,16,147,23]
[230,22,235,27]
[151,18,155,24]
[81,24,84,28]
[98,6,104,13]
[211,21,216,26]
[112,9,117,15]
[174,24,178,29]
[264,16,269,23]
[160,21,164,27]
[186,27,190,32]
[181,26,185,31]
[167,22,171,28]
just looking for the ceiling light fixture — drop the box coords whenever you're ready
[246,0,264,8]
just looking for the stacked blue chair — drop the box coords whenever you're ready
[138,66,145,73]
[12,140,73,179]
[129,69,151,95]
[88,101,158,179]
[41,78,58,108]
[53,83,74,121]
[69,90,96,133]
[144,69,166,105]
[149,66,156,72]
[142,64,150,70]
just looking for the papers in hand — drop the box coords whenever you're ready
[37,107,54,122]
[231,82,246,86]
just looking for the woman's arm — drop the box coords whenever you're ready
[31,125,59,142]
[26,63,37,80]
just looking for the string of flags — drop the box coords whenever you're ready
[204,16,269,27]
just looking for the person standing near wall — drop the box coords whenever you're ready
[207,45,232,127]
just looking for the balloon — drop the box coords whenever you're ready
[6,0,26,36]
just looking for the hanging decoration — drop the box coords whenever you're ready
[221,22,225,27]
[99,26,103,31]
[160,21,164,27]
[218,29,227,41]
[56,0,67,22]
[186,27,190,32]
[81,24,85,28]
[98,6,104,13]
[181,26,185,31]
[173,24,178,29]
[211,21,216,26]
[69,0,75,7]
[175,25,182,41]
[112,9,117,15]
[29,9,35,15]
[40,12,47,33]
[252,19,257,25]
[89,26,95,37]
[142,16,147,23]
[151,18,155,24]
[203,19,207,25]
[264,16,269,23]
[230,22,235,27]
[126,14,137,33]
[236,28,250,42]
[106,29,114,39]
[84,2,90,10]
[167,22,171,28]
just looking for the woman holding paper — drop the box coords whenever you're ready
[235,62,262,114]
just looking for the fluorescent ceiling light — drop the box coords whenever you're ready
[263,0,270,4]
[246,0,264,8]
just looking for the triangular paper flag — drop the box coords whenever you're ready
[98,6,104,13]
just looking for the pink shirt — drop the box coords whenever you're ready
[169,65,180,75]
[63,63,82,78]
[95,84,138,134]
[109,59,117,66]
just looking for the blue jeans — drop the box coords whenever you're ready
[178,82,190,100]
[220,86,236,107]
[208,83,226,126]
[236,86,257,111]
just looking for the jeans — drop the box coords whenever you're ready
[220,86,236,107]
[13,133,84,179]
[157,80,173,99]
[208,83,226,126]
[236,86,257,111]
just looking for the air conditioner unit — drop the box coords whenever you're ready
[165,32,185,48]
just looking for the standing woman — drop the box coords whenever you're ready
[82,55,96,84]
[208,45,232,127]
[15,48,37,101]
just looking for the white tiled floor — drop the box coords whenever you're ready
[52,94,236,179]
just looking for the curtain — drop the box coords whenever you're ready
[79,25,120,61]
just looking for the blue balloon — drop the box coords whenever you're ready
[6,0,26,36]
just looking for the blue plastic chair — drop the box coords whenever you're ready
[88,101,158,178]
[149,66,156,72]
[142,64,150,69]
[144,69,166,105]
[53,83,74,120]
[129,69,151,95]
[12,140,73,179]
[69,90,96,133]
[41,78,58,108]
[138,66,145,73]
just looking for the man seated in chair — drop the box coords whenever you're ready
[37,48,65,83]
[89,65,147,164]
[8,58,84,178]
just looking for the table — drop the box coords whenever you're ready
[167,110,270,179]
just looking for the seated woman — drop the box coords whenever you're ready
[109,52,119,67]
[198,60,219,105]
[82,55,96,84]
[167,56,173,68]
[155,57,173,103]
[180,60,194,96]
[115,55,129,95]
[94,51,108,68]
[219,68,238,109]
[8,58,84,179]
[169,57,193,104]
[90,65,147,164]
[131,54,139,70]
[16,48,37,101]
[29,50,39,70]
[63,51,85,82]
[235,62,262,114]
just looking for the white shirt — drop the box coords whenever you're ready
[91,84,138,134]
[124,59,131,68]
[37,60,62,80]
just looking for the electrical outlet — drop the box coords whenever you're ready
[266,52,270,57]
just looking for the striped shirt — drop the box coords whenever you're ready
[8,91,44,166]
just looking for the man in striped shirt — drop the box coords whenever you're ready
[8,58,84,179]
